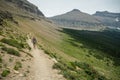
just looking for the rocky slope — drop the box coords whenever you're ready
[93,11,120,27]
[0,0,44,19]
[5,0,44,16]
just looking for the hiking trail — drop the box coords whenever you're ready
[27,38,65,80]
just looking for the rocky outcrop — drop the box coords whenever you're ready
[0,10,18,25]
[93,11,120,27]
[5,0,44,16]
[93,11,120,18]
[0,10,13,25]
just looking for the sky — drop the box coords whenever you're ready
[28,0,120,17]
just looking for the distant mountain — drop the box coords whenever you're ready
[49,9,102,28]
[93,11,120,27]
[49,10,120,29]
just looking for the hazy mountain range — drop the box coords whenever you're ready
[49,9,120,29]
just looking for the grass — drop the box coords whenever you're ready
[19,49,33,57]
[44,49,58,59]
[9,58,13,62]
[36,27,120,80]
[1,46,20,56]
[1,69,10,77]
[53,60,108,80]
[13,17,120,80]
[14,61,22,70]
[0,42,4,46]
[52,28,120,80]
[1,38,24,49]
[0,64,2,68]
[62,29,120,58]
[0,56,2,63]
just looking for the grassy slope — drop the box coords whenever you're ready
[0,18,34,79]
[14,16,76,61]
[14,16,120,80]
[60,28,120,79]
[0,14,119,80]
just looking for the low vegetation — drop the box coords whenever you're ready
[1,69,10,77]
[53,60,107,80]
[0,64,2,68]
[1,38,24,49]
[47,28,120,80]
[14,61,22,70]
[0,10,14,25]
[1,46,20,56]
[0,56,2,63]
[62,28,120,65]
[44,49,57,59]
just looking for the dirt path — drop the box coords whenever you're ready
[27,39,65,80]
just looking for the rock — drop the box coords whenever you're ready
[0,75,2,79]
[52,58,58,63]
[76,66,82,70]
[19,73,24,77]
[1,51,4,53]
[10,55,14,58]
[0,10,15,25]
[14,70,19,74]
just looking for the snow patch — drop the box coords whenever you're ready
[115,17,119,22]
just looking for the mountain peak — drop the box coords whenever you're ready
[71,9,81,12]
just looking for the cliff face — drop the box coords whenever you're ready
[93,11,120,27]
[0,0,45,26]
[4,0,44,16]
[93,11,120,18]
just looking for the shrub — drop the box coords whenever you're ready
[0,56,2,63]
[62,70,81,80]
[1,38,24,49]
[0,64,2,68]
[14,61,22,70]
[53,61,68,71]
[1,46,20,56]
[44,50,58,59]
[44,50,50,55]
[0,42,4,47]
[53,62,80,80]
[19,49,33,57]
[53,60,107,80]
[1,69,10,77]
[73,61,107,80]
[9,58,13,62]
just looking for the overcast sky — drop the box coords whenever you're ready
[28,0,120,17]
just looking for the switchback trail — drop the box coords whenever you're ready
[27,39,65,80]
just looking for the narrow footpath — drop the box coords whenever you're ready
[27,39,65,80]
